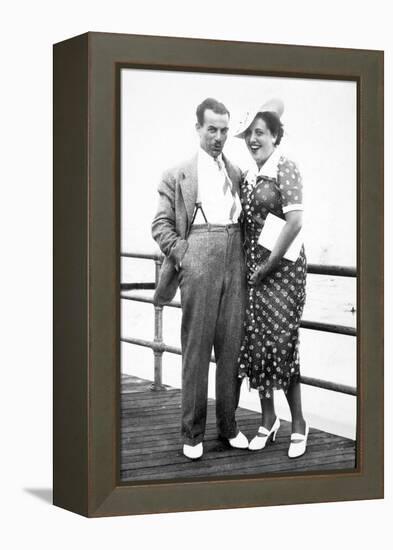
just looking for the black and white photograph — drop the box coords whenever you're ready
[4,0,388,538]
[120,68,357,482]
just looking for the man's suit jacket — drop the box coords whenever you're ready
[152,153,243,306]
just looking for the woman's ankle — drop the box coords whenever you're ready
[261,414,277,430]
[291,417,306,433]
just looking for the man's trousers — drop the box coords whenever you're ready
[178,223,246,445]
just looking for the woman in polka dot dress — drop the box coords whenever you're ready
[235,99,309,458]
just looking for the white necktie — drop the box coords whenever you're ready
[215,158,237,221]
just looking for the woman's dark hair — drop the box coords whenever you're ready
[196,97,230,126]
[257,111,284,145]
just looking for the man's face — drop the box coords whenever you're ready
[196,109,229,158]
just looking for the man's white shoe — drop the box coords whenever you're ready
[183,442,203,460]
[228,431,249,449]
[288,422,309,459]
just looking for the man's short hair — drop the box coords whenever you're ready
[196,98,230,126]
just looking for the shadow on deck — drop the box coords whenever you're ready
[120,374,356,482]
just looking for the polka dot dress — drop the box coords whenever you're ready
[237,155,307,398]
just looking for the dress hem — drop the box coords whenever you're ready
[239,371,301,398]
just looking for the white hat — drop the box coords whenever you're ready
[234,98,285,139]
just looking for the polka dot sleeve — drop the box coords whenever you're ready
[277,158,303,214]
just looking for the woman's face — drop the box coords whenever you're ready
[245,116,276,167]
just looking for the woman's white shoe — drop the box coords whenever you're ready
[248,417,280,451]
[288,421,309,458]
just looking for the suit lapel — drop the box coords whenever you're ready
[223,155,241,195]
[180,154,198,224]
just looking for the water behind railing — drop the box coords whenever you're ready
[121,257,357,440]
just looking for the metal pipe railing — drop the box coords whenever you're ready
[121,251,356,278]
[121,282,155,291]
[121,251,357,396]
[121,292,356,337]
[120,335,356,397]
[152,260,164,390]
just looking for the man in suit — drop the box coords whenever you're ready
[152,98,247,459]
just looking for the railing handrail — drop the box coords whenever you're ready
[120,336,356,397]
[121,292,356,337]
[121,250,357,278]
[121,251,357,396]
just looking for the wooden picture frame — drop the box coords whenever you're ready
[53,32,383,517]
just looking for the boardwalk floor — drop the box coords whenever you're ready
[120,374,356,482]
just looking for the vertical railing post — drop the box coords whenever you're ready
[150,258,165,391]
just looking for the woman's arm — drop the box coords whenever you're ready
[250,210,303,286]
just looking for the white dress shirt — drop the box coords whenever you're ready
[196,148,242,224]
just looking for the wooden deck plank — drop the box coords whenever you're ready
[120,374,356,482]
[121,438,354,461]
[121,431,343,450]
[122,451,357,480]
[121,424,347,448]
[123,457,357,481]
[121,440,354,467]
